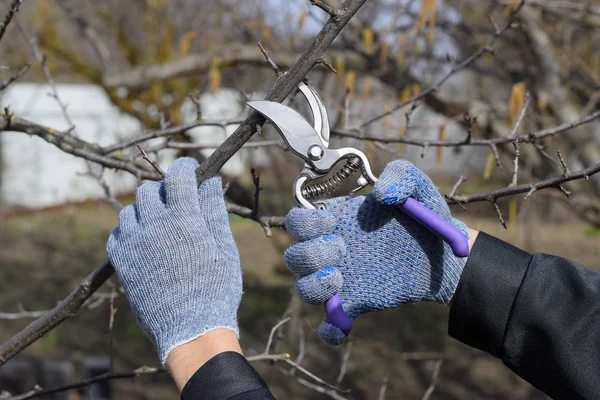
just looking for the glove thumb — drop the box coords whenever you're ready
[318,319,348,345]
[373,160,451,220]
[373,160,427,205]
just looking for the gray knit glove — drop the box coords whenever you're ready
[284,160,469,345]
[107,157,242,364]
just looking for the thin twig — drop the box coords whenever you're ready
[0,0,23,43]
[316,57,338,73]
[557,150,570,176]
[102,120,244,155]
[292,376,348,400]
[309,0,340,19]
[251,168,261,220]
[378,376,389,400]
[405,102,419,135]
[53,0,112,67]
[449,176,467,198]
[524,186,537,201]
[5,366,165,400]
[0,310,47,320]
[558,185,572,198]
[463,112,477,144]
[257,41,284,78]
[136,145,166,178]
[336,339,353,386]
[489,143,501,167]
[80,167,123,212]
[108,288,118,372]
[16,21,76,134]
[510,141,520,187]
[226,203,285,236]
[491,200,507,229]
[421,357,445,400]
[264,317,291,355]
[509,93,530,138]
[250,353,348,394]
[0,61,31,91]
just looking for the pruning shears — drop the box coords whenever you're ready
[247,82,469,336]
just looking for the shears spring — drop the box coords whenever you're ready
[301,157,362,200]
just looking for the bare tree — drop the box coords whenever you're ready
[0,0,599,398]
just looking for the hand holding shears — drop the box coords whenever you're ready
[247,83,469,337]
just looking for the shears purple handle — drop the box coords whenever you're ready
[399,198,470,257]
[247,83,469,337]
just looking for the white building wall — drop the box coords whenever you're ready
[1,83,252,209]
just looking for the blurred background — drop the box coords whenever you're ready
[0,0,599,398]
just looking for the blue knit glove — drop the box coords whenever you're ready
[107,157,242,364]
[284,160,469,345]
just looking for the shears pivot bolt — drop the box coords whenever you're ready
[308,145,324,161]
[357,176,368,187]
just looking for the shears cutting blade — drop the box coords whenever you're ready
[247,82,469,336]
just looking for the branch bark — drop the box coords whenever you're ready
[0,259,114,364]
[103,46,364,90]
[448,162,600,204]
[0,0,23,43]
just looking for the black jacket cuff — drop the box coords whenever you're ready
[181,352,274,400]
[448,232,532,357]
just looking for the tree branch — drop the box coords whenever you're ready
[333,109,600,148]
[0,0,23,43]
[0,61,31,91]
[0,259,114,364]
[103,46,364,90]
[448,162,600,205]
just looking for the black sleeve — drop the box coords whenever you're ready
[181,352,275,400]
[449,232,600,399]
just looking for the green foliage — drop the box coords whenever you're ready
[585,225,600,237]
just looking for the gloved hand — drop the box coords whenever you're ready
[107,157,242,364]
[284,160,469,345]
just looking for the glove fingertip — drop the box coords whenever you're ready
[285,208,337,241]
[164,157,202,212]
[375,160,438,205]
[318,320,346,345]
[373,160,417,205]
[198,176,223,196]
[284,235,345,275]
[167,157,200,174]
[116,204,137,231]
[295,267,343,305]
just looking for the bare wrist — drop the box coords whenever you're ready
[165,328,242,392]
[468,228,479,251]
